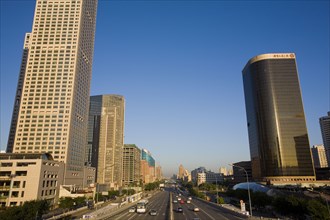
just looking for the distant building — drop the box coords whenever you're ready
[191,167,207,185]
[87,95,125,190]
[232,161,252,183]
[197,172,223,186]
[320,112,330,166]
[0,153,64,207]
[122,144,141,186]
[178,164,186,179]
[219,167,228,176]
[140,149,156,184]
[311,145,328,168]
[178,164,190,181]
[155,165,163,181]
[242,53,315,183]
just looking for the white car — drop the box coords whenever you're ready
[187,200,191,204]
[193,207,200,212]
[129,207,136,213]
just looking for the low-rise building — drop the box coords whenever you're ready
[197,172,223,186]
[0,153,64,207]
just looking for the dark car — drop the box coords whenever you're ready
[149,209,157,216]
[177,207,183,213]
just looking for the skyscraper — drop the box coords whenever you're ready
[320,112,330,165]
[122,144,141,186]
[242,53,315,183]
[311,145,328,168]
[7,0,98,186]
[87,95,125,189]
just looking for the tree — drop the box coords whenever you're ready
[306,199,330,220]
[217,196,225,204]
[0,200,50,220]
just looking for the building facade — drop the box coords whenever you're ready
[242,53,315,183]
[122,144,141,186]
[0,153,64,207]
[191,167,207,185]
[197,172,223,186]
[87,95,125,189]
[6,0,98,186]
[320,112,330,166]
[140,149,156,184]
[232,161,252,183]
[311,145,328,168]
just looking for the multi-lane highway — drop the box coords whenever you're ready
[172,190,246,220]
[103,190,170,220]
[75,187,247,220]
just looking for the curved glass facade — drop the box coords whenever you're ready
[242,53,315,181]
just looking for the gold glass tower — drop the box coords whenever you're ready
[242,53,315,183]
[7,0,98,186]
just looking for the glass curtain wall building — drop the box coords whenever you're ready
[87,95,125,189]
[242,53,315,183]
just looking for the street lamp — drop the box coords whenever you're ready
[214,174,219,204]
[95,164,115,209]
[229,163,253,217]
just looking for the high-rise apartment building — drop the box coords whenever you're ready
[7,0,98,186]
[122,144,141,186]
[87,95,125,189]
[242,53,315,183]
[320,112,330,165]
[311,145,328,168]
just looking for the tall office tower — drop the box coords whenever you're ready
[320,112,330,165]
[311,145,328,168]
[7,0,98,186]
[122,144,141,186]
[242,53,315,183]
[87,95,125,189]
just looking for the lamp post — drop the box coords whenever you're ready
[95,163,115,209]
[229,164,252,217]
[214,174,219,204]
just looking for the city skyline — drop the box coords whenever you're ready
[1,1,329,177]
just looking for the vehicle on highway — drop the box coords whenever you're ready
[187,200,191,204]
[180,199,185,204]
[178,197,182,201]
[177,207,183,213]
[149,209,157,216]
[129,207,136,213]
[173,199,178,203]
[188,197,192,200]
[193,207,200,212]
[136,202,147,213]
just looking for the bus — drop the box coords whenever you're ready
[136,201,148,213]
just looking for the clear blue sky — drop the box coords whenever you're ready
[1,0,329,177]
